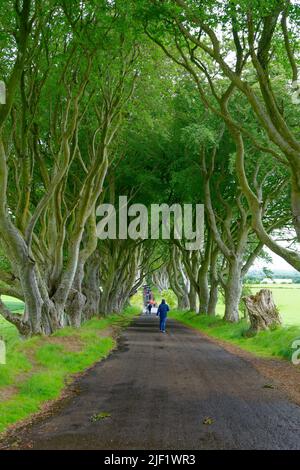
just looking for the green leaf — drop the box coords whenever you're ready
[90,412,112,422]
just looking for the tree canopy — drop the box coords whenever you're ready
[0,0,299,335]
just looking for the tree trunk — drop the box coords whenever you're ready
[168,245,190,311]
[198,269,209,314]
[197,237,211,314]
[66,289,86,327]
[224,260,241,322]
[243,289,281,335]
[40,299,60,335]
[177,293,190,310]
[208,281,218,316]
[0,215,44,335]
[208,247,219,316]
[188,284,197,312]
[82,254,101,319]
[19,261,43,334]
[291,171,300,242]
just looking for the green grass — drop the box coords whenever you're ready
[0,306,139,434]
[0,317,32,388]
[169,310,300,362]
[1,295,24,314]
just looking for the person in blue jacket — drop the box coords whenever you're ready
[157,299,170,333]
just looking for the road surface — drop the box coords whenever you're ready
[5,315,300,449]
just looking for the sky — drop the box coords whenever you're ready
[252,247,299,274]
[251,230,300,274]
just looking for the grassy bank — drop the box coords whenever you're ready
[169,310,300,361]
[0,306,138,434]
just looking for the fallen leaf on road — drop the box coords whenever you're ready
[203,417,214,425]
[90,412,111,422]
[263,384,275,389]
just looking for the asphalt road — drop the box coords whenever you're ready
[8,315,300,449]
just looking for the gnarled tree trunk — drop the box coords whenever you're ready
[208,281,218,316]
[198,268,209,314]
[243,289,281,335]
[82,253,101,319]
[168,245,190,311]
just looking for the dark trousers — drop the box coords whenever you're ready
[160,315,167,331]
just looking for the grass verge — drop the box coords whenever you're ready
[0,306,139,434]
[169,310,300,361]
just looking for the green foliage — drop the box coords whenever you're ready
[161,289,177,309]
[0,249,11,273]
[263,267,274,279]
[90,411,111,422]
[130,291,143,309]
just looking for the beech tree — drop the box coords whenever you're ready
[140,0,300,271]
[0,0,139,334]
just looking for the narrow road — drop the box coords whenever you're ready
[8,315,300,449]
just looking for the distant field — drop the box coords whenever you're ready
[1,295,24,314]
[0,297,24,347]
[0,296,24,344]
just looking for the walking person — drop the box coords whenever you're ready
[156,299,169,333]
[147,303,152,315]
